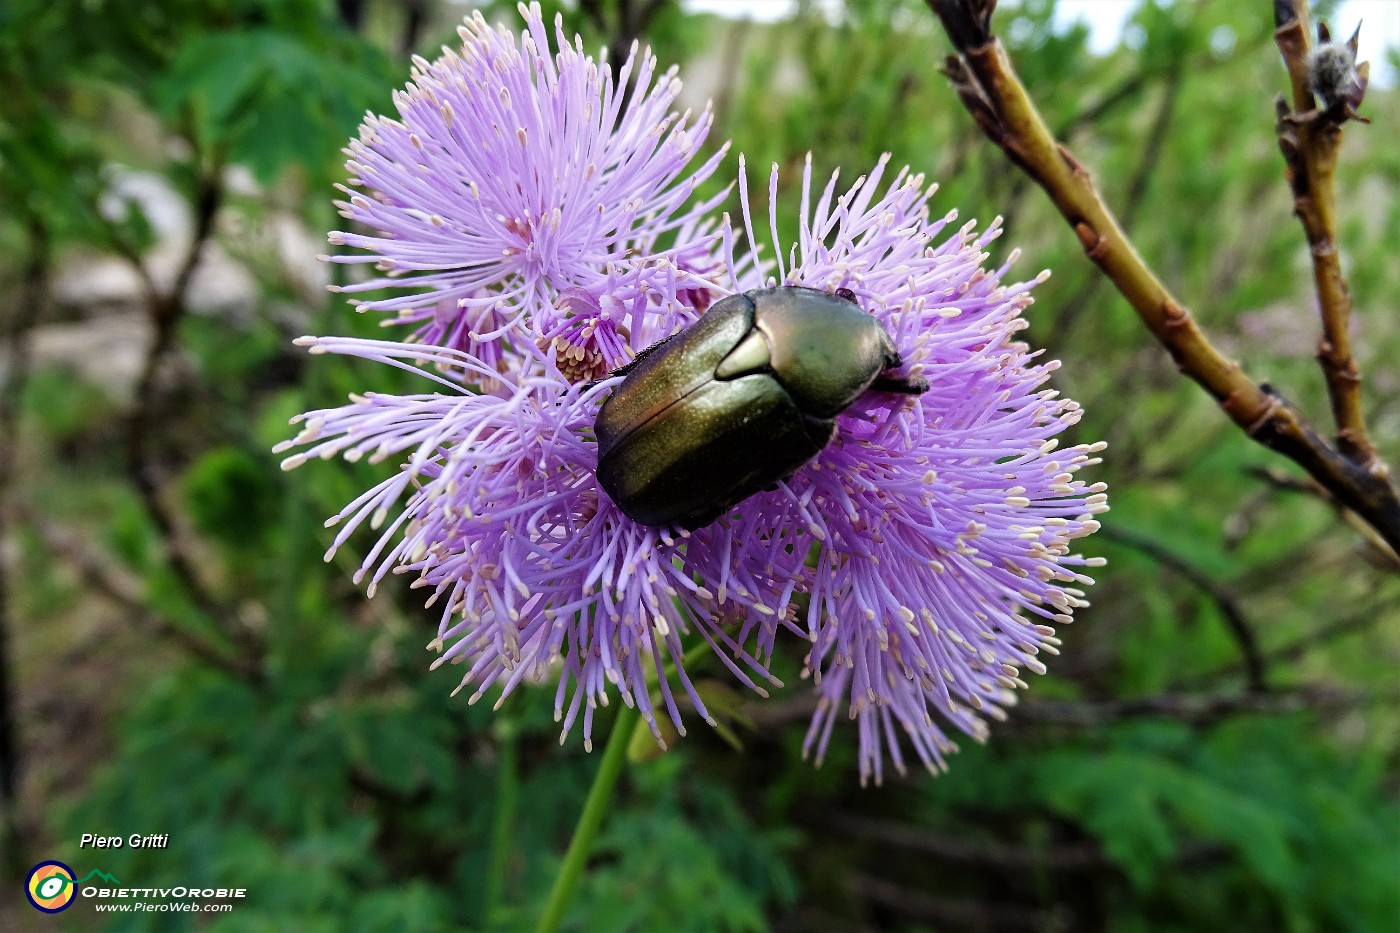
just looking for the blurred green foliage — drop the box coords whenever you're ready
[4,0,1400,930]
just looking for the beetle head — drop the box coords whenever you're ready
[737,287,900,418]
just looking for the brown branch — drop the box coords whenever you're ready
[1246,464,1400,570]
[119,163,249,648]
[1273,2,1376,468]
[925,0,1400,559]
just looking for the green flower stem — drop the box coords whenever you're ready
[483,719,518,923]
[534,702,641,933]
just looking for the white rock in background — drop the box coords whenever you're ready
[29,312,152,404]
[39,165,327,398]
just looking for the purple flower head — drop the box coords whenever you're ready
[285,7,1105,779]
[278,336,800,748]
[329,2,729,352]
[719,155,1106,784]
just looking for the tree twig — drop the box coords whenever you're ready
[1099,525,1267,692]
[833,813,1225,872]
[1018,683,1378,727]
[924,0,1400,559]
[1261,590,1400,668]
[1272,1,1376,469]
[1246,464,1400,570]
[848,871,1056,932]
[118,159,256,657]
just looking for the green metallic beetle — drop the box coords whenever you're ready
[594,286,927,529]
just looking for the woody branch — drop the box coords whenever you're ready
[924,0,1400,559]
[1272,0,1378,470]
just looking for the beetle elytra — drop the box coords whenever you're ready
[594,286,926,529]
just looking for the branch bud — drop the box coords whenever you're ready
[1307,22,1369,120]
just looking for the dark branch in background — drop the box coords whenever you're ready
[745,683,1376,734]
[743,692,819,729]
[108,152,263,674]
[580,0,670,67]
[1046,26,1272,341]
[399,0,428,57]
[710,15,752,135]
[123,167,231,622]
[21,510,259,680]
[1019,683,1382,727]
[1011,30,1188,252]
[336,0,366,32]
[923,0,1400,560]
[1050,52,1186,336]
[1120,60,1184,230]
[1100,524,1267,692]
[1246,464,1400,570]
[848,872,1057,932]
[837,818,1233,930]
[1273,1,1377,469]
[1052,70,1152,140]
[833,814,1226,872]
[1260,590,1400,667]
[0,216,49,868]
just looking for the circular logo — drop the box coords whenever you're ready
[26,861,77,913]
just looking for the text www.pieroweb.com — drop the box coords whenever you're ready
[93,901,234,913]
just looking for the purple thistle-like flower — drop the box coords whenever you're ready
[286,5,1104,779]
[329,2,728,348]
[723,155,1105,784]
[277,338,796,747]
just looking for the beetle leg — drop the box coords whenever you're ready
[868,373,930,395]
[802,415,837,448]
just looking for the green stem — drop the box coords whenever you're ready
[483,720,518,923]
[534,703,640,933]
